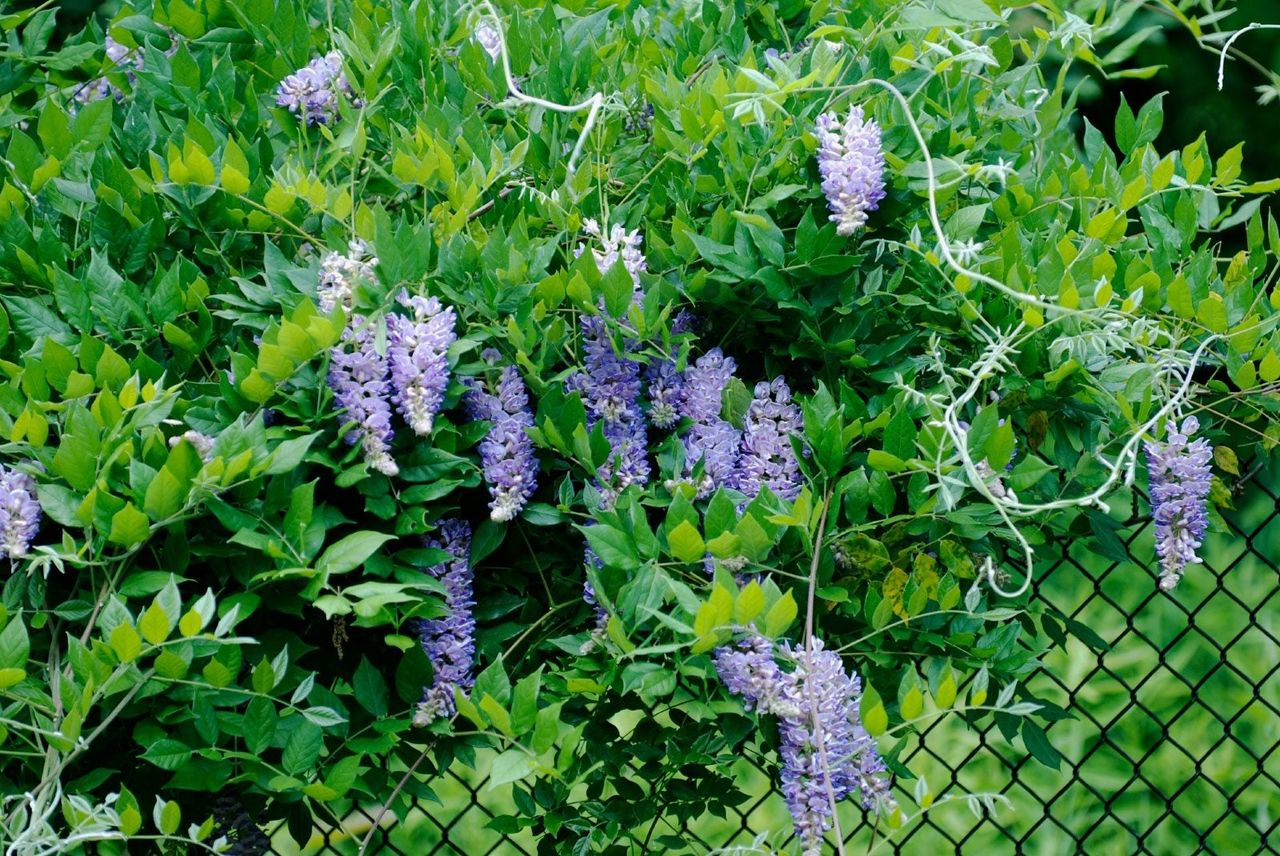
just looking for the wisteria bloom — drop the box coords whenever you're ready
[680,349,740,494]
[567,315,649,504]
[275,51,357,125]
[74,33,176,107]
[169,430,215,462]
[716,635,890,854]
[328,319,398,476]
[814,106,887,236]
[577,219,647,287]
[644,357,685,430]
[465,367,539,522]
[473,21,502,60]
[735,377,804,501]
[1145,416,1213,591]
[0,467,39,561]
[317,240,378,313]
[414,520,475,725]
[582,543,607,626]
[387,293,457,437]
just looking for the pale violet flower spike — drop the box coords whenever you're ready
[275,50,357,125]
[474,20,502,60]
[414,520,475,725]
[317,240,378,313]
[715,634,891,855]
[577,219,647,287]
[464,367,540,522]
[387,293,458,437]
[814,106,887,236]
[679,348,740,495]
[0,467,40,560]
[328,319,398,477]
[734,377,804,502]
[1144,416,1213,591]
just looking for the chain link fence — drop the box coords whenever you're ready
[275,471,1280,855]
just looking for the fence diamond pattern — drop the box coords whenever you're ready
[271,473,1280,855]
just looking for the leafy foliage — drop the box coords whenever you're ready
[0,0,1276,852]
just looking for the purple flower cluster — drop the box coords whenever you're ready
[644,358,685,430]
[734,378,804,502]
[387,293,457,437]
[464,367,539,522]
[715,634,890,855]
[1144,416,1213,591]
[577,219,647,287]
[317,240,377,313]
[275,51,357,125]
[680,349,740,495]
[0,467,39,561]
[75,34,180,107]
[328,320,398,477]
[815,106,887,236]
[473,21,502,60]
[414,520,476,725]
[567,314,649,504]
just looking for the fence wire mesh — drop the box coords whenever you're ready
[272,472,1280,855]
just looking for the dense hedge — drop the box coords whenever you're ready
[0,0,1277,853]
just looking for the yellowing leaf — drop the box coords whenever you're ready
[110,623,142,663]
[139,602,170,645]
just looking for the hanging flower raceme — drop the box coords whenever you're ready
[734,377,804,502]
[567,315,649,503]
[275,50,357,125]
[814,105,887,236]
[464,366,539,522]
[715,634,891,856]
[317,240,377,313]
[75,33,177,107]
[387,293,457,437]
[644,358,685,430]
[680,348,740,495]
[328,319,398,477]
[1144,416,1213,591]
[0,467,40,561]
[473,20,502,60]
[577,219,647,287]
[414,520,476,726]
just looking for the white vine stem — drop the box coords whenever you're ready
[472,1,606,175]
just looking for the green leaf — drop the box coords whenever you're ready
[667,520,706,564]
[0,616,29,669]
[1167,275,1193,318]
[110,623,142,663]
[244,697,276,754]
[511,668,542,734]
[883,407,917,461]
[282,721,323,775]
[581,524,640,572]
[353,657,389,717]
[108,503,151,547]
[141,739,191,771]
[1196,294,1228,333]
[763,591,797,636]
[138,602,171,646]
[487,749,536,790]
[158,799,181,836]
[1022,720,1062,770]
[316,531,396,575]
